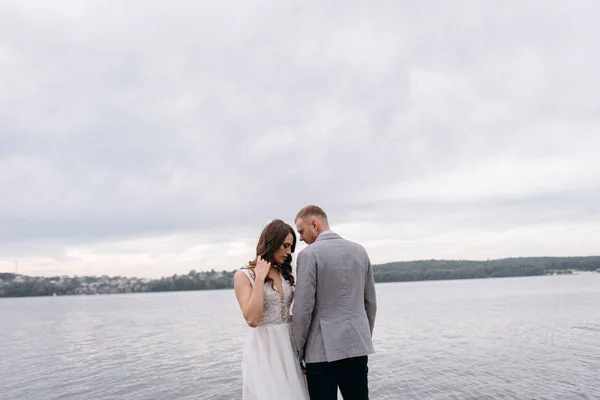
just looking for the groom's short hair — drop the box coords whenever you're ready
[295,205,328,223]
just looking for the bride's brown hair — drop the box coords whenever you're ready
[246,219,296,288]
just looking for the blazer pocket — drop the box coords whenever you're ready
[320,317,369,356]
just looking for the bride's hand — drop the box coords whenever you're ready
[255,256,271,281]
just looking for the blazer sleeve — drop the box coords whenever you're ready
[364,256,377,334]
[291,249,317,361]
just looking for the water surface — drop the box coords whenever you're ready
[1,274,599,399]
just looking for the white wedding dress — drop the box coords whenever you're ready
[240,268,309,400]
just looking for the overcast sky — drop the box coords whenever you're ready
[1,1,599,278]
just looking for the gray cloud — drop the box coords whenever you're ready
[1,1,599,276]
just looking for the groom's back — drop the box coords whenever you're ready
[300,231,377,363]
[310,235,371,311]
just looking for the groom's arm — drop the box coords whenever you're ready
[291,249,317,362]
[364,256,377,334]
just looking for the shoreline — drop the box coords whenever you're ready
[1,271,598,299]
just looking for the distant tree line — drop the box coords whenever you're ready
[372,256,600,283]
[0,270,238,297]
[0,274,83,297]
[146,270,236,292]
[1,257,599,298]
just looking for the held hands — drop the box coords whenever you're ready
[254,256,271,281]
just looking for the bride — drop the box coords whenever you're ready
[233,219,309,400]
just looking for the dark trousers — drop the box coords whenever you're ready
[305,355,369,400]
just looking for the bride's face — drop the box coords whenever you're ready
[272,233,294,265]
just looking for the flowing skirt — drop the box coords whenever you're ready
[242,323,309,400]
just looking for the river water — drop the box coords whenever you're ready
[1,274,599,399]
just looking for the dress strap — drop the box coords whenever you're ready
[240,268,255,287]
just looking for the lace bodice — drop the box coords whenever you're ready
[241,268,294,326]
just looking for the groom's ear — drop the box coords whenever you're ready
[311,218,320,230]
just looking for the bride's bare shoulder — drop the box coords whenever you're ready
[235,269,253,285]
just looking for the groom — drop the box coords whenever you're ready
[292,205,377,400]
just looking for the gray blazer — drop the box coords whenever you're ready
[291,231,377,363]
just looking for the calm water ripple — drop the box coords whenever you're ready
[1,274,599,399]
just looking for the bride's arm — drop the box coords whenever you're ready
[234,271,265,327]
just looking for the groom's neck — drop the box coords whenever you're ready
[317,226,330,236]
